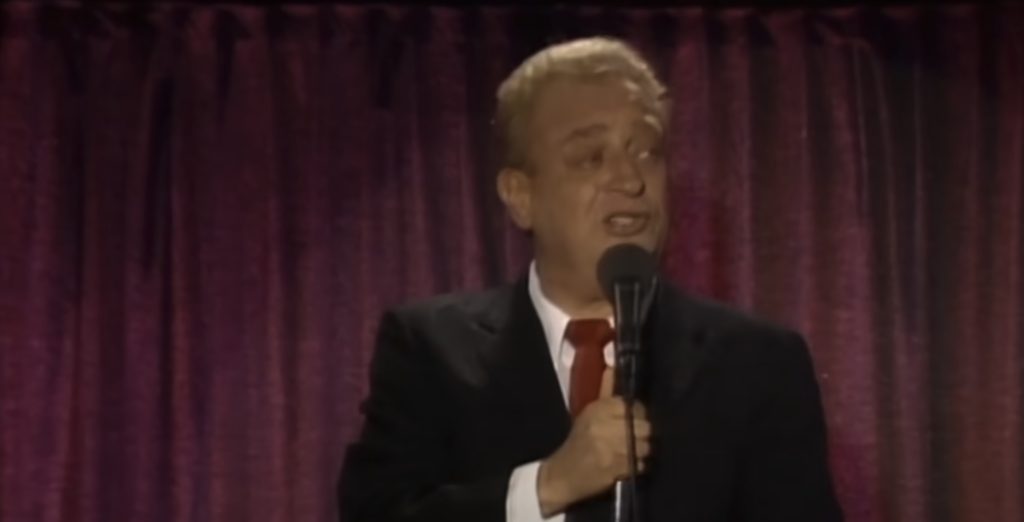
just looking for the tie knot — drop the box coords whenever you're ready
[565,318,614,351]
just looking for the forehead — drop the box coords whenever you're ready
[527,76,661,139]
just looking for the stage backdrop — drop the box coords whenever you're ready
[1,2,1021,522]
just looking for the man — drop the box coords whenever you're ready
[338,37,843,522]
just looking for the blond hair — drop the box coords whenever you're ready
[494,37,670,170]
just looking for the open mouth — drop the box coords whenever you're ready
[603,212,650,237]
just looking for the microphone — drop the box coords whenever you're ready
[597,243,657,522]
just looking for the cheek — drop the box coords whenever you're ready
[535,183,599,230]
[646,173,669,205]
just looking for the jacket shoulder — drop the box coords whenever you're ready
[380,283,516,336]
[389,285,506,317]
[667,287,810,362]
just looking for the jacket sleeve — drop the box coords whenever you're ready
[337,310,511,522]
[737,331,845,522]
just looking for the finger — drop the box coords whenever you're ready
[616,449,648,479]
[618,438,650,458]
[588,396,621,417]
[631,419,652,439]
[636,460,647,474]
[634,439,651,458]
[629,401,647,418]
[599,366,615,398]
[609,400,645,421]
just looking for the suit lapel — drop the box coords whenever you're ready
[473,275,572,457]
[646,282,712,403]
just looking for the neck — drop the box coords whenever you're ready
[534,259,612,319]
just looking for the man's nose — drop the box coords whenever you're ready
[606,153,645,196]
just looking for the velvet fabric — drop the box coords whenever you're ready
[0,2,1021,521]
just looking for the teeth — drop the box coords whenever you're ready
[609,216,636,226]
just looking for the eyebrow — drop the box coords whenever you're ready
[559,124,610,146]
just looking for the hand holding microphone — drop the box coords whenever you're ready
[537,368,652,517]
[538,243,657,519]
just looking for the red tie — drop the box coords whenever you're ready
[565,318,614,418]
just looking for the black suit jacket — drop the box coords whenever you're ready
[338,276,844,522]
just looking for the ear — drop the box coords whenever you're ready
[496,168,533,231]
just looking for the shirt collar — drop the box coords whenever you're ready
[527,261,571,361]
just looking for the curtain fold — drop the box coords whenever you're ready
[1,2,1021,522]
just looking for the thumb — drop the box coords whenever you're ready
[599,366,615,398]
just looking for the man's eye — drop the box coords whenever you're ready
[581,151,604,168]
[637,147,663,161]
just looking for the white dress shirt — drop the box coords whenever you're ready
[506,262,615,522]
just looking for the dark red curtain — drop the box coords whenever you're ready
[1,2,1021,522]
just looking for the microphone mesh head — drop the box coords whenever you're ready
[596,243,657,300]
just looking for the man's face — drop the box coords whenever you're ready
[499,76,669,286]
